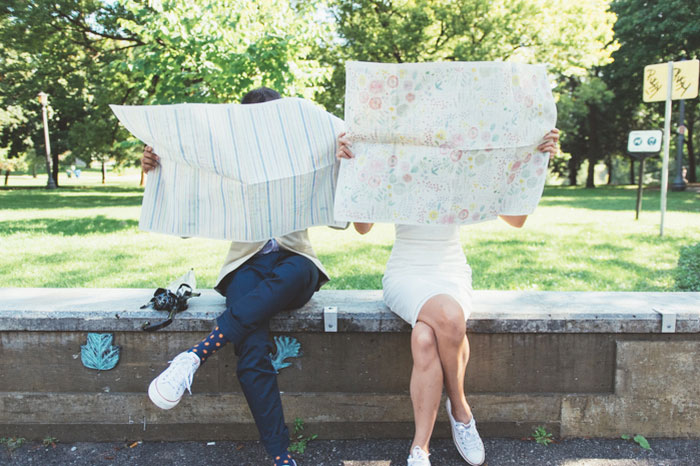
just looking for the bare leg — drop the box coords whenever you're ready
[416,294,473,424]
[410,321,443,453]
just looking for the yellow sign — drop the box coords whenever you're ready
[643,60,699,102]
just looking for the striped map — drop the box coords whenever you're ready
[111,98,345,241]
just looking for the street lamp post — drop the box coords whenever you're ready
[37,92,57,189]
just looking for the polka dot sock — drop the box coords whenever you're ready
[273,452,296,466]
[187,326,229,364]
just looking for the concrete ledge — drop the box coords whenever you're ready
[1,288,699,441]
[2,288,699,333]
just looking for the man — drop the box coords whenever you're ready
[143,88,329,466]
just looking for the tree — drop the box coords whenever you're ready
[557,75,617,187]
[606,0,700,182]
[1,0,333,185]
[0,0,136,185]
[117,0,331,104]
[0,150,28,186]
[316,0,618,116]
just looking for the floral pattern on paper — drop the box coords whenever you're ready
[335,61,557,225]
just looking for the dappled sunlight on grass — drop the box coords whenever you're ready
[1,180,698,290]
[311,187,699,291]
[1,216,138,236]
[311,223,394,289]
[539,185,700,213]
[1,186,143,211]
[1,232,231,288]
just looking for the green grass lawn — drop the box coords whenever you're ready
[1,169,699,291]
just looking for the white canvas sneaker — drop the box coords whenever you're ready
[446,398,485,465]
[407,445,431,466]
[148,351,200,410]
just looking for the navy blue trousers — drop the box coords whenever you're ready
[216,250,319,457]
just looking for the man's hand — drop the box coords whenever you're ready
[142,146,160,173]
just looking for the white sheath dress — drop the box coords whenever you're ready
[382,224,473,327]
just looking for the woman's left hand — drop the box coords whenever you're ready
[537,128,560,156]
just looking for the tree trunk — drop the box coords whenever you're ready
[606,154,613,185]
[568,156,579,186]
[101,160,106,184]
[630,159,635,185]
[586,160,596,188]
[32,158,37,178]
[51,152,59,187]
[4,170,9,186]
[586,107,600,189]
[140,168,145,187]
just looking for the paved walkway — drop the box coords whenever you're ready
[2,438,699,465]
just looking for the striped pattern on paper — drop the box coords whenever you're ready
[111,98,345,241]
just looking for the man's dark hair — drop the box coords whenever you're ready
[240,87,282,104]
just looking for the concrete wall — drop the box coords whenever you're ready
[1,288,699,441]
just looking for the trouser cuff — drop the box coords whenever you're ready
[215,311,242,344]
[264,434,290,458]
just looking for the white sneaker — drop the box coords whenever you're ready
[446,398,485,465]
[407,445,431,466]
[148,351,200,409]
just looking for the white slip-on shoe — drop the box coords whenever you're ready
[148,351,200,410]
[407,445,431,466]
[446,398,485,465]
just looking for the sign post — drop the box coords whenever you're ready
[627,130,662,220]
[660,62,673,236]
[643,59,699,236]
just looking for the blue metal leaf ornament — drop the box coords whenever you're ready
[269,335,301,373]
[81,333,120,370]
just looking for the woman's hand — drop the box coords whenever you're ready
[499,129,558,228]
[336,132,355,159]
[141,146,160,173]
[537,129,560,156]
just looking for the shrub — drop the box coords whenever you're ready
[676,243,700,291]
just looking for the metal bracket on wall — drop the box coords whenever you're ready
[653,308,677,333]
[324,306,338,332]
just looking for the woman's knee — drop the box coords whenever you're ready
[422,298,466,343]
[411,323,439,366]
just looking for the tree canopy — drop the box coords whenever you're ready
[316,0,618,114]
[1,0,698,186]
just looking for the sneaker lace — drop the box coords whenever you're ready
[162,355,197,395]
[455,422,481,449]
[408,446,430,465]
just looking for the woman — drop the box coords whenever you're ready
[336,129,559,466]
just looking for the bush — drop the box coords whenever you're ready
[676,243,700,291]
